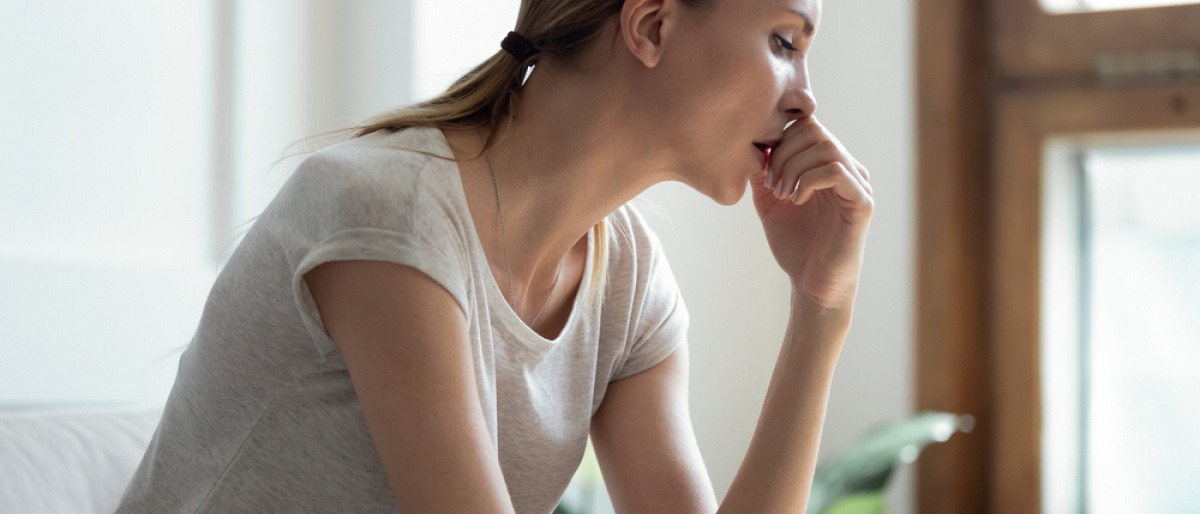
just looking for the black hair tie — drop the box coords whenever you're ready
[501,31,538,62]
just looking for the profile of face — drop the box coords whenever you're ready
[626,0,822,205]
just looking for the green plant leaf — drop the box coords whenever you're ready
[807,411,973,514]
[823,492,887,514]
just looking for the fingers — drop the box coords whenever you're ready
[853,161,873,196]
[788,162,866,206]
[766,117,872,203]
[769,138,842,193]
[855,160,871,182]
[770,118,825,164]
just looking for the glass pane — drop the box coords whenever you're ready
[1084,144,1200,513]
[1042,0,1200,14]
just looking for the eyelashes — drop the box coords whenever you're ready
[772,34,799,57]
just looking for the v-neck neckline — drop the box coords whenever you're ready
[425,126,595,349]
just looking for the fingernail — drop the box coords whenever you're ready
[764,170,775,189]
[774,180,784,198]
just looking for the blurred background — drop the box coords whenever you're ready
[1,1,1197,513]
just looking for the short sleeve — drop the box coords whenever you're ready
[611,209,690,381]
[264,139,472,360]
[291,228,470,360]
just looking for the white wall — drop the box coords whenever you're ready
[638,0,916,510]
[0,2,218,405]
[811,0,916,510]
[0,1,414,406]
[228,0,413,236]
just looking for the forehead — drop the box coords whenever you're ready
[704,0,821,31]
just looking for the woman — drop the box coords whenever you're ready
[117,0,872,512]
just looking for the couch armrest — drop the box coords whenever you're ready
[0,406,163,514]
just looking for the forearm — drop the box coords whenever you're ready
[717,291,850,514]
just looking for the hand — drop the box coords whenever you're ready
[750,117,874,309]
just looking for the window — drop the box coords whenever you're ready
[1044,140,1200,513]
[1042,0,1200,13]
[917,0,1200,512]
[1082,144,1200,513]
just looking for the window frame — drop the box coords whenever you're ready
[993,0,1200,83]
[917,0,1200,512]
[990,82,1200,514]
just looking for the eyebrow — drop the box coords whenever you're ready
[788,8,816,36]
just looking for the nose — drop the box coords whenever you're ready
[781,66,817,121]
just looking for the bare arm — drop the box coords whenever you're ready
[590,344,718,514]
[716,296,847,513]
[595,115,870,513]
[305,260,515,513]
[589,294,846,514]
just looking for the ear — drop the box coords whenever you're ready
[619,0,677,69]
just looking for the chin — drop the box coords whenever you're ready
[708,178,748,206]
[678,157,752,206]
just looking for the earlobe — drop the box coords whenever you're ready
[620,0,673,69]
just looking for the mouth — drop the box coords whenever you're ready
[752,140,781,170]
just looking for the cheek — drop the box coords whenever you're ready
[674,44,782,153]
[723,56,787,118]
[702,74,780,143]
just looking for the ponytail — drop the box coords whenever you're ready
[317,0,726,303]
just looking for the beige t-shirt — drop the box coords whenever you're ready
[115,127,688,513]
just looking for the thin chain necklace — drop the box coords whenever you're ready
[480,133,565,328]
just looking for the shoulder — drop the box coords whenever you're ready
[287,127,451,199]
[603,201,684,316]
[603,201,690,381]
[248,127,474,280]
[606,201,671,276]
[267,127,463,226]
[326,126,453,169]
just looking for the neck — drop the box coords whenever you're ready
[446,55,673,291]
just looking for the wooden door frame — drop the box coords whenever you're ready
[915,0,993,512]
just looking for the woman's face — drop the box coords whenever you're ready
[645,0,821,205]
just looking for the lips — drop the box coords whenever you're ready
[753,140,781,170]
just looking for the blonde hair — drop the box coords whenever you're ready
[348,0,633,302]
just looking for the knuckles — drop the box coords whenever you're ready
[815,139,841,158]
[773,121,873,216]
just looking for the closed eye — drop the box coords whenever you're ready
[773,34,798,56]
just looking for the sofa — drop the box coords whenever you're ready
[0,406,162,514]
